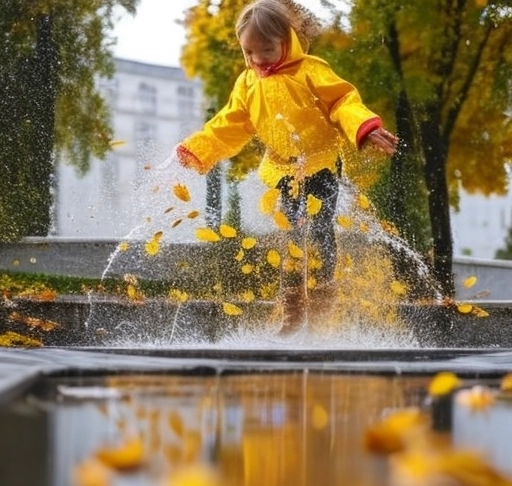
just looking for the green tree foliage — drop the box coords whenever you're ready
[495,223,512,260]
[320,0,512,296]
[0,0,138,241]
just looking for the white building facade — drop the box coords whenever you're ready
[54,59,205,238]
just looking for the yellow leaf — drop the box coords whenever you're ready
[171,219,183,228]
[259,188,280,215]
[173,183,191,202]
[306,194,322,216]
[153,231,164,242]
[195,227,220,242]
[241,264,253,275]
[145,239,160,256]
[222,302,243,316]
[428,372,461,397]
[118,241,130,252]
[500,373,512,391]
[239,290,255,303]
[219,224,237,238]
[390,281,407,296]
[336,214,353,228]
[109,140,126,148]
[273,210,293,231]
[168,289,189,303]
[96,436,145,471]
[456,303,473,314]
[164,206,174,214]
[234,249,244,261]
[456,385,495,410]
[463,276,477,288]
[73,458,112,486]
[288,241,304,259]
[241,237,257,249]
[127,284,138,300]
[168,411,184,437]
[311,404,329,430]
[187,210,200,219]
[471,305,489,318]
[358,193,371,210]
[267,249,281,268]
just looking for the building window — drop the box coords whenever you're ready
[98,77,119,106]
[177,84,196,116]
[138,82,157,114]
[134,121,157,144]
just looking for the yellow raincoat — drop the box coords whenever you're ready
[178,29,382,188]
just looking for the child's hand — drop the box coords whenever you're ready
[365,128,398,156]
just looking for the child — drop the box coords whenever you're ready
[176,0,397,333]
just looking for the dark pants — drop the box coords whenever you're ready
[276,168,339,285]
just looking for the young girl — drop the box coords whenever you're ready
[176,0,397,332]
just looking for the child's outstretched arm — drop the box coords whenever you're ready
[363,127,398,156]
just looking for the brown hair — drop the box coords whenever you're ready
[235,0,321,53]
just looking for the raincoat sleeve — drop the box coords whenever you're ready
[305,59,382,149]
[177,73,255,174]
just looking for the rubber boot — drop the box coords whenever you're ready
[279,285,307,336]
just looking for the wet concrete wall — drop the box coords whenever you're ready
[1,238,512,300]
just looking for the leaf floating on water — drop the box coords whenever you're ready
[500,373,512,391]
[266,249,281,268]
[311,404,329,430]
[195,228,220,242]
[358,193,371,210]
[288,241,304,259]
[73,457,112,486]
[171,219,183,228]
[363,407,426,454]
[95,435,145,471]
[463,276,477,288]
[219,224,237,238]
[164,206,175,214]
[173,183,191,202]
[187,210,200,219]
[336,215,353,228]
[428,371,461,397]
[241,237,257,249]
[306,194,322,216]
[456,385,495,410]
[273,211,292,231]
[222,302,243,316]
[260,188,280,215]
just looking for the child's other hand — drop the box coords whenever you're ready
[365,128,398,156]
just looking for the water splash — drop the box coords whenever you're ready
[85,149,441,348]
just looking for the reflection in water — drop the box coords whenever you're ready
[1,373,430,486]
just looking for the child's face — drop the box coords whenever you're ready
[239,29,284,72]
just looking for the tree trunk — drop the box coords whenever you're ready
[419,107,455,297]
[25,14,59,236]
